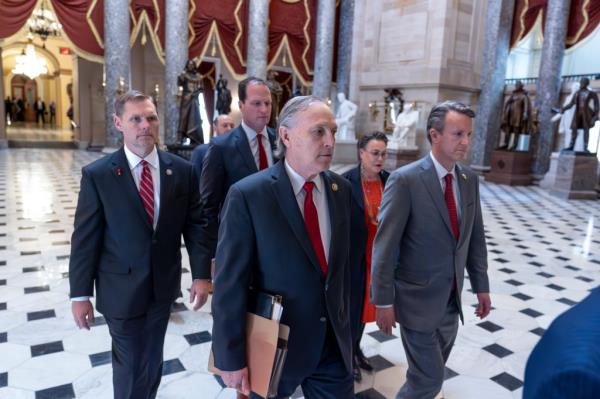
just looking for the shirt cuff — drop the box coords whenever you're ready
[376,304,393,308]
[71,296,91,301]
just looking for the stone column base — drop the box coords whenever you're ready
[485,150,533,186]
[333,140,358,164]
[539,152,560,189]
[384,148,419,171]
[549,152,598,200]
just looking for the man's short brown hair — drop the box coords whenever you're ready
[114,90,153,117]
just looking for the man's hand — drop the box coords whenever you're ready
[475,292,491,319]
[189,279,211,310]
[376,306,396,335]
[72,300,95,330]
[222,367,250,396]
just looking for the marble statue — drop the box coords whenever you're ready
[266,70,283,128]
[553,82,583,151]
[561,77,599,153]
[499,80,531,151]
[335,92,358,141]
[177,60,204,145]
[384,88,404,132]
[216,74,232,115]
[388,102,419,150]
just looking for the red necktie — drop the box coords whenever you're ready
[444,174,459,241]
[139,160,155,226]
[257,133,268,170]
[303,182,327,275]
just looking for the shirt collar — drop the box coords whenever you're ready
[429,151,457,181]
[124,144,159,170]
[241,120,267,140]
[284,159,323,196]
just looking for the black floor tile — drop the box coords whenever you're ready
[367,330,398,343]
[491,372,523,391]
[356,388,387,399]
[0,303,6,311]
[35,383,75,399]
[565,265,580,271]
[520,308,543,318]
[89,351,112,367]
[27,309,56,321]
[576,276,593,283]
[529,261,543,267]
[444,366,458,380]
[162,358,185,376]
[23,266,45,273]
[91,316,106,327]
[366,355,395,372]
[170,302,187,313]
[483,343,513,358]
[31,340,64,357]
[184,331,212,345]
[498,267,515,274]
[0,372,6,388]
[493,258,509,264]
[537,272,554,278]
[512,293,532,301]
[24,285,50,294]
[546,283,565,291]
[21,250,41,255]
[0,332,6,343]
[505,279,523,286]
[557,297,577,306]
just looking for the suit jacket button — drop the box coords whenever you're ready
[320,316,326,322]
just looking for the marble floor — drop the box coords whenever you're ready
[0,148,599,399]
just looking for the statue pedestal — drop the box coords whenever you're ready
[539,152,560,189]
[549,152,598,200]
[485,150,533,186]
[384,147,419,171]
[333,140,358,164]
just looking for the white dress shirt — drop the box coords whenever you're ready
[72,145,161,302]
[284,160,331,263]
[430,151,461,220]
[242,120,274,169]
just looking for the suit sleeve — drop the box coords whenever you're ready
[211,185,254,371]
[69,168,104,298]
[195,143,227,279]
[182,163,206,279]
[370,171,411,306]
[466,179,489,293]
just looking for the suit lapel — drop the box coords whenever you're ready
[270,162,324,276]
[455,165,468,243]
[322,172,341,282]
[110,148,152,231]
[235,126,259,173]
[348,167,365,211]
[155,150,174,234]
[419,157,455,241]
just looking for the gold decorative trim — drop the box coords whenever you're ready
[267,35,312,86]
[301,0,312,75]
[233,0,246,67]
[200,64,216,88]
[188,0,196,47]
[86,0,104,50]
[566,0,591,45]
[129,7,165,64]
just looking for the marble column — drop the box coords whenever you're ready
[312,0,336,99]
[246,0,269,79]
[165,0,189,145]
[104,0,131,148]
[470,0,515,172]
[0,47,6,148]
[532,0,571,178]
[335,0,354,99]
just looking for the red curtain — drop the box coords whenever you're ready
[275,71,292,109]
[51,0,104,57]
[130,0,165,55]
[0,0,37,40]
[189,1,248,77]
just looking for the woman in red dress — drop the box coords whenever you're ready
[342,132,389,381]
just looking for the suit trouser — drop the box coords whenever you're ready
[105,302,171,399]
[250,322,354,399]
[396,299,459,399]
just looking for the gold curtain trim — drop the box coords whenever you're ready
[233,0,246,67]
[188,0,196,47]
[566,0,591,45]
[267,35,312,86]
[194,21,247,81]
[129,5,165,64]
[86,0,104,50]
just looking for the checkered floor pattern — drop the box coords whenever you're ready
[0,148,598,398]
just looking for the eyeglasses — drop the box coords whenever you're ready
[366,150,387,158]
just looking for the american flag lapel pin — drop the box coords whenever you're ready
[461,173,467,181]
[331,183,338,192]
[116,167,123,176]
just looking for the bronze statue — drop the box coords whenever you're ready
[266,70,283,128]
[500,80,531,150]
[561,77,599,153]
[216,74,232,115]
[177,60,204,144]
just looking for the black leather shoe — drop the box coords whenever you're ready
[356,354,373,372]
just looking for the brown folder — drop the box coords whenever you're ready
[209,313,289,398]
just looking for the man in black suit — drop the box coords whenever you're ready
[189,77,276,308]
[212,96,354,398]
[69,90,203,399]
[35,97,46,124]
[190,114,235,185]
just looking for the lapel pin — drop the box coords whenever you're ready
[331,183,338,192]
[461,173,467,181]
[166,169,173,176]
[116,167,123,176]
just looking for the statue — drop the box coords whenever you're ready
[561,77,599,153]
[384,88,404,132]
[388,102,419,150]
[499,80,531,150]
[177,59,204,145]
[266,70,283,128]
[335,92,358,141]
[216,74,232,115]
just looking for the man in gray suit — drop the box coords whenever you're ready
[371,101,491,399]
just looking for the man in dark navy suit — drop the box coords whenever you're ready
[212,96,354,398]
[189,77,277,309]
[69,90,203,399]
[524,287,600,398]
[190,114,235,184]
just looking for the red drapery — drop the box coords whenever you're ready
[511,0,600,49]
[130,0,165,59]
[51,0,104,59]
[0,0,38,41]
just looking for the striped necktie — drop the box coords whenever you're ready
[139,160,155,226]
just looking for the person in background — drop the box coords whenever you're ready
[342,131,389,382]
[190,114,236,184]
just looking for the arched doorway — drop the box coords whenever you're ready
[11,75,38,122]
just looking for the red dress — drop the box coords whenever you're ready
[361,179,383,323]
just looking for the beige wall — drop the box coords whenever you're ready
[350,0,486,156]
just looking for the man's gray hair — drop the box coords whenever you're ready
[426,101,475,143]
[274,95,327,158]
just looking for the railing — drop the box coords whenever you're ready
[505,73,600,86]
